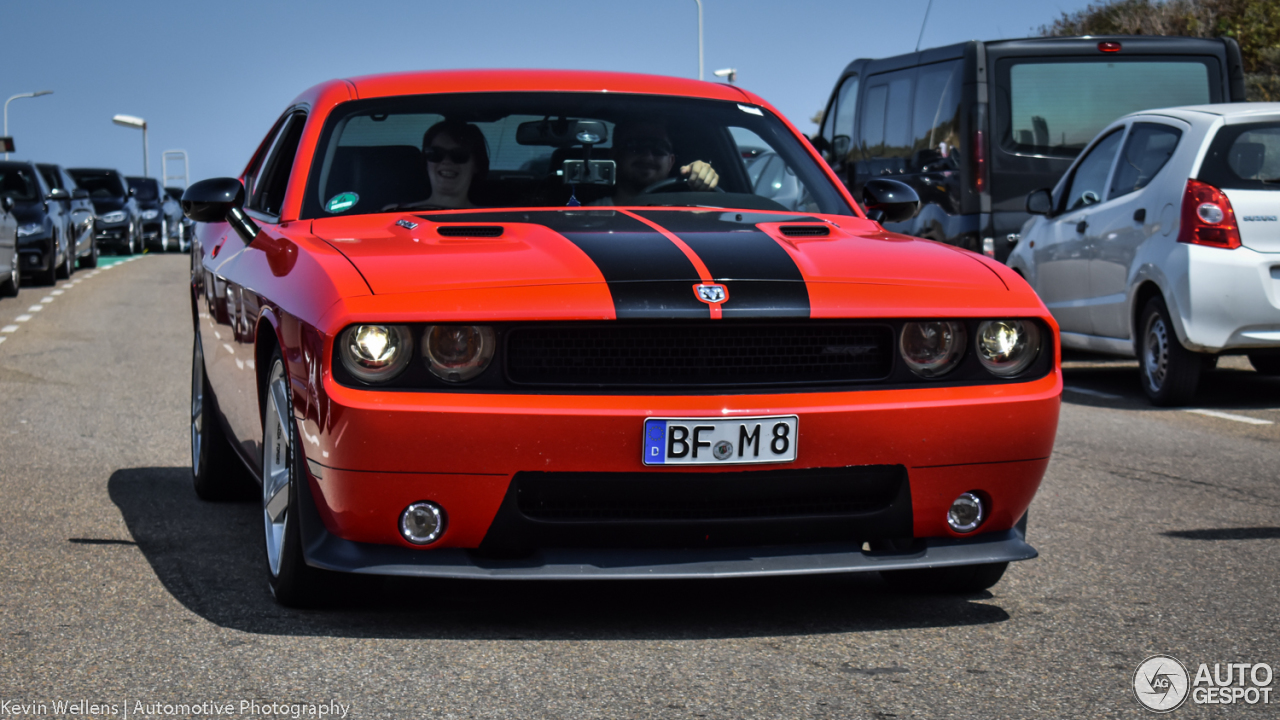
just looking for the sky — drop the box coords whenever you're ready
[1,0,1094,184]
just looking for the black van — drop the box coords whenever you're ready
[812,36,1245,261]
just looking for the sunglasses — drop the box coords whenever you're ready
[618,139,673,158]
[425,146,472,164]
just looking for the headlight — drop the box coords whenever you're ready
[424,325,495,382]
[17,223,44,238]
[100,211,126,223]
[976,320,1041,377]
[142,209,160,220]
[338,324,412,384]
[899,321,966,378]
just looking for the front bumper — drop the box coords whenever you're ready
[17,235,52,272]
[1184,244,1280,351]
[295,366,1060,575]
[94,221,130,247]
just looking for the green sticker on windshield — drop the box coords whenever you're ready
[325,192,359,213]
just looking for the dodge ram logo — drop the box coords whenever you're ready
[694,283,728,304]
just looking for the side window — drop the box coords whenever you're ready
[1061,129,1124,212]
[831,75,858,160]
[1109,122,1182,199]
[249,113,306,217]
[858,70,914,176]
[243,115,290,204]
[909,61,962,173]
[39,168,62,191]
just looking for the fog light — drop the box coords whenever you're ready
[947,492,985,533]
[399,502,446,545]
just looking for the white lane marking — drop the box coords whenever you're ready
[51,290,64,295]
[1,325,17,333]
[1065,386,1123,399]
[222,343,235,355]
[40,297,54,303]
[1185,409,1274,426]
[0,336,5,344]
[14,315,31,322]
[27,306,42,312]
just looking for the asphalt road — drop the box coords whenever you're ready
[0,254,1276,719]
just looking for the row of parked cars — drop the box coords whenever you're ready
[812,34,1278,405]
[0,162,191,294]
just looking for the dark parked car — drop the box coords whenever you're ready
[127,176,175,252]
[67,168,143,255]
[163,186,190,252]
[0,160,75,284]
[812,35,1246,261]
[38,163,98,268]
[0,193,16,297]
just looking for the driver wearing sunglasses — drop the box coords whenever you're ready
[418,119,491,209]
[592,120,719,206]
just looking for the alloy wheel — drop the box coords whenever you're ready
[262,360,293,578]
[191,338,204,478]
[1143,313,1170,394]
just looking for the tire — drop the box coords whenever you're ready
[160,220,169,252]
[262,348,324,606]
[36,239,58,286]
[0,248,19,297]
[56,233,73,280]
[880,562,1009,594]
[191,335,253,501]
[1249,353,1280,376]
[80,238,99,269]
[124,226,137,256]
[1137,296,1201,406]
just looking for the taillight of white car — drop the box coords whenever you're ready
[1177,179,1241,249]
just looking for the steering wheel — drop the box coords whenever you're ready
[641,176,727,194]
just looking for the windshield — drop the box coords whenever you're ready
[0,165,40,202]
[68,171,125,198]
[998,59,1213,157]
[302,92,853,219]
[127,177,159,200]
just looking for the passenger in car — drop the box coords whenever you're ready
[405,120,490,209]
[591,121,720,205]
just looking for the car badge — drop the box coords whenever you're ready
[694,283,728,304]
[396,219,419,230]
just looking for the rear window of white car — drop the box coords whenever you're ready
[1199,122,1280,191]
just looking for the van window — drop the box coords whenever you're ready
[1198,122,1280,191]
[831,75,858,159]
[1109,123,1182,199]
[858,69,914,175]
[910,61,962,172]
[1000,60,1212,157]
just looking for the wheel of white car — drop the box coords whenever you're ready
[1138,296,1202,406]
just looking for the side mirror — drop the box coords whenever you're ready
[862,178,920,224]
[182,177,259,243]
[72,188,89,200]
[1026,188,1054,216]
[47,188,70,202]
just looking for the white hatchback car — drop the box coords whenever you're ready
[1008,103,1280,405]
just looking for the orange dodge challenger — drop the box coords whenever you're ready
[182,70,1060,606]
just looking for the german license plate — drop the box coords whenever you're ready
[642,415,798,466]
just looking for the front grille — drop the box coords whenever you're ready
[515,466,906,522]
[505,322,894,388]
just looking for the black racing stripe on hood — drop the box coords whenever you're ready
[634,210,810,318]
[428,210,708,319]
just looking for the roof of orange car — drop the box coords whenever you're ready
[337,69,762,104]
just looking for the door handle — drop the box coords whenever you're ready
[1133,208,1146,223]
[1076,220,1088,234]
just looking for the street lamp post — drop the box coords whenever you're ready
[112,114,148,178]
[694,0,704,81]
[4,91,53,160]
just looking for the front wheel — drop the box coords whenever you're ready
[263,349,324,606]
[0,248,19,297]
[160,220,169,252]
[1138,296,1201,406]
[56,235,73,280]
[881,562,1009,594]
[80,238,99,269]
[36,240,58,286]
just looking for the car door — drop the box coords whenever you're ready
[210,110,307,467]
[1031,128,1125,335]
[1088,121,1185,338]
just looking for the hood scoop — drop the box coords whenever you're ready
[778,224,830,237]
[436,225,504,238]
